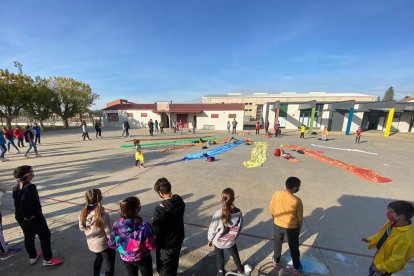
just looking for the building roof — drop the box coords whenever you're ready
[203,92,375,98]
[399,96,414,103]
[102,103,156,110]
[166,103,244,112]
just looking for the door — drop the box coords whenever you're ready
[329,111,345,131]
[177,114,188,128]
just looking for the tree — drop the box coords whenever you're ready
[48,77,99,128]
[0,69,33,129]
[382,86,395,101]
[24,77,56,128]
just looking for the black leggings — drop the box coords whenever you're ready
[123,254,153,276]
[214,245,243,274]
[82,131,90,140]
[95,128,102,137]
[94,247,115,276]
[17,215,52,261]
[273,224,302,270]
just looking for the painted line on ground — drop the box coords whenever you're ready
[310,144,378,155]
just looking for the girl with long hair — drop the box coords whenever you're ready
[79,189,115,276]
[108,197,156,276]
[207,188,252,275]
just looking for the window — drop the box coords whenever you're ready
[211,114,219,118]
[127,113,133,118]
[108,113,119,122]
[228,114,237,118]
[141,113,148,117]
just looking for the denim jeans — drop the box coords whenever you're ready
[25,141,38,156]
[0,144,6,159]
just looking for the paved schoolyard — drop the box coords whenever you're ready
[0,127,413,276]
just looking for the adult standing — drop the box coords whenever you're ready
[82,121,91,141]
[152,178,185,276]
[269,177,303,276]
[159,121,164,134]
[178,120,183,135]
[232,119,238,135]
[12,165,64,266]
[148,119,154,136]
[14,126,25,147]
[0,129,7,162]
[32,123,42,145]
[154,120,159,134]
[3,127,20,154]
[172,121,177,133]
[121,121,127,137]
[23,126,39,158]
[95,120,102,138]
[192,120,196,134]
[227,121,231,134]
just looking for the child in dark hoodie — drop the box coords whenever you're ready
[152,177,185,276]
[208,188,252,276]
[108,196,156,276]
[12,165,63,266]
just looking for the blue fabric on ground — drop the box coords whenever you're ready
[182,140,244,160]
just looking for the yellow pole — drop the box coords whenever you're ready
[384,108,395,137]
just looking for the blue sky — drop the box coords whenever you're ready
[1,0,413,108]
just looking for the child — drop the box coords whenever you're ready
[321,126,329,141]
[24,125,39,157]
[255,122,260,135]
[356,127,362,144]
[79,189,115,276]
[300,125,306,139]
[12,165,63,266]
[207,188,252,276]
[108,196,156,276]
[134,139,145,168]
[0,188,22,260]
[13,126,25,147]
[362,200,414,276]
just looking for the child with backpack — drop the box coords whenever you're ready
[108,196,156,276]
[207,188,252,276]
[79,189,115,276]
[133,139,145,168]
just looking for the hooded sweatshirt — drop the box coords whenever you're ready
[152,194,185,249]
[108,218,156,262]
[12,182,43,221]
[208,208,243,249]
[79,209,112,253]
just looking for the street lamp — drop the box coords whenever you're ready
[14,61,23,75]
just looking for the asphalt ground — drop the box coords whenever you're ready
[0,127,413,276]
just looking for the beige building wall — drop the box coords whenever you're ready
[399,113,412,132]
[196,110,244,131]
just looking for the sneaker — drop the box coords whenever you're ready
[29,251,42,265]
[292,268,304,276]
[42,256,64,266]
[243,264,253,275]
[0,158,7,162]
[23,155,29,158]
[1,248,22,260]
[272,257,281,271]
[140,165,145,168]
[14,151,20,154]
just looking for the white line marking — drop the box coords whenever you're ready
[310,144,378,155]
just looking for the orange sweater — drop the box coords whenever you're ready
[269,190,303,229]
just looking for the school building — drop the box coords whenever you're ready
[102,92,414,135]
[102,100,245,131]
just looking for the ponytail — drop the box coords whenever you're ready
[221,188,236,224]
[80,189,104,230]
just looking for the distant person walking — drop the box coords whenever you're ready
[79,189,115,276]
[24,125,39,158]
[13,165,64,266]
[95,120,102,138]
[108,197,156,276]
[356,127,362,144]
[232,119,238,135]
[3,127,20,153]
[154,120,159,134]
[0,129,7,162]
[362,200,414,276]
[269,177,303,276]
[14,126,25,147]
[32,123,42,144]
[208,188,252,276]
[134,139,145,168]
[82,121,91,141]
[152,177,185,276]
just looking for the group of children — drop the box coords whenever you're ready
[0,124,41,162]
[1,167,413,276]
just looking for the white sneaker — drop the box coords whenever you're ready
[243,264,253,275]
[29,251,42,265]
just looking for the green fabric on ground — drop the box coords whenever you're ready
[243,142,268,168]
[120,137,220,148]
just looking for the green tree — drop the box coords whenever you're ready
[0,69,33,129]
[48,77,99,128]
[382,86,395,101]
[24,77,56,128]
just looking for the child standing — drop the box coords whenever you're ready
[321,126,329,141]
[134,139,145,168]
[362,200,414,276]
[255,122,260,135]
[1,188,22,260]
[14,126,25,147]
[79,189,115,276]
[12,165,63,266]
[300,125,306,139]
[356,127,362,143]
[108,196,156,276]
[207,188,252,276]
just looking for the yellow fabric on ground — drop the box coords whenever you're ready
[243,142,268,168]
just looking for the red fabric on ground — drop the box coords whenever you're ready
[282,145,391,183]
